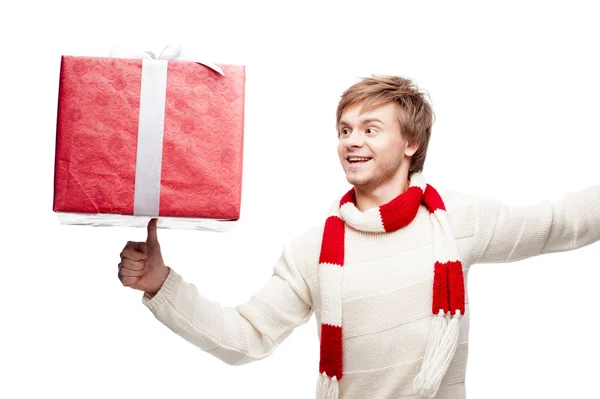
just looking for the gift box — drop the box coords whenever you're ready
[53,50,245,231]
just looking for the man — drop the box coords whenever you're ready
[118,76,600,398]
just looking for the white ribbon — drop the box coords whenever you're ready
[109,44,224,75]
[132,57,168,216]
[109,44,224,217]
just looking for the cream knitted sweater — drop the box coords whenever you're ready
[142,186,600,398]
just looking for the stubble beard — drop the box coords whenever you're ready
[346,158,402,193]
[347,170,380,193]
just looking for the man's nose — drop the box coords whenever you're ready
[345,130,364,147]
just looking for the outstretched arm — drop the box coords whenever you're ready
[470,185,600,264]
[141,245,313,366]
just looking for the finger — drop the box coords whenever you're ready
[123,240,140,251]
[119,275,139,287]
[120,246,147,261]
[123,240,147,253]
[147,218,159,244]
[121,258,145,271]
[119,266,146,277]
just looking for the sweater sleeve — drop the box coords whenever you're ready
[471,185,600,264]
[140,244,313,366]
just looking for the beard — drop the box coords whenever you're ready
[345,156,404,192]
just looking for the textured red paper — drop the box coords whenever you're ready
[54,56,245,220]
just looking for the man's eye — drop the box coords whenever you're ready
[366,128,376,134]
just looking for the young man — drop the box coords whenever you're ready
[118,76,600,398]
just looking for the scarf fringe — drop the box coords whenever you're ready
[317,372,339,399]
[413,310,447,390]
[317,175,465,399]
[413,311,462,398]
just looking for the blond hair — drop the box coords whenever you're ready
[336,75,435,177]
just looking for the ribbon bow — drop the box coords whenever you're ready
[109,44,224,76]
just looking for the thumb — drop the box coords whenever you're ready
[146,218,159,244]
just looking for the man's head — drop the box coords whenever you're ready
[336,76,434,193]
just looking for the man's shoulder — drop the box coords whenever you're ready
[280,223,325,279]
[285,197,338,253]
[440,188,488,208]
[439,189,485,239]
[440,188,502,214]
[286,223,324,255]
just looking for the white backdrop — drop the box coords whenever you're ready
[2,1,600,398]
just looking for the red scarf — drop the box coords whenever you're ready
[316,173,465,399]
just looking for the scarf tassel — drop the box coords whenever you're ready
[317,372,340,399]
[413,310,462,398]
[316,176,465,399]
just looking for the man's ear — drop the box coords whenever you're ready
[404,141,420,157]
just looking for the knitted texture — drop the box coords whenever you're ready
[142,184,600,398]
[317,173,464,398]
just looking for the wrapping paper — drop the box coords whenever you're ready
[53,55,245,230]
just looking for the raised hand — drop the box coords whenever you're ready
[118,218,170,296]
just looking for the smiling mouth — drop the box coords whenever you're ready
[347,156,372,164]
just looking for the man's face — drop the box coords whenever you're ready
[337,102,416,191]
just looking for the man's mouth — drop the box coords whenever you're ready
[347,156,372,164]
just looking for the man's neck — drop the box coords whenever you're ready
[354,178,410,212]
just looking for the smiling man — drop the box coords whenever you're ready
[337,101,419,210]
[118,76,600,398]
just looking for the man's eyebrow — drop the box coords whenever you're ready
[338,118,385,127]
[361,118,385,125]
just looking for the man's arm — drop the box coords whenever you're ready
[469,185,600,264]
[141,244,313,366]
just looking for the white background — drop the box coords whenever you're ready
[1,1,600,398]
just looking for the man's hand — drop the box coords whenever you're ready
[118,218,169,296]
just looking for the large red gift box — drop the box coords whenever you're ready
[53,55,245,226]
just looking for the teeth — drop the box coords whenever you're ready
[348,157,371,162]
